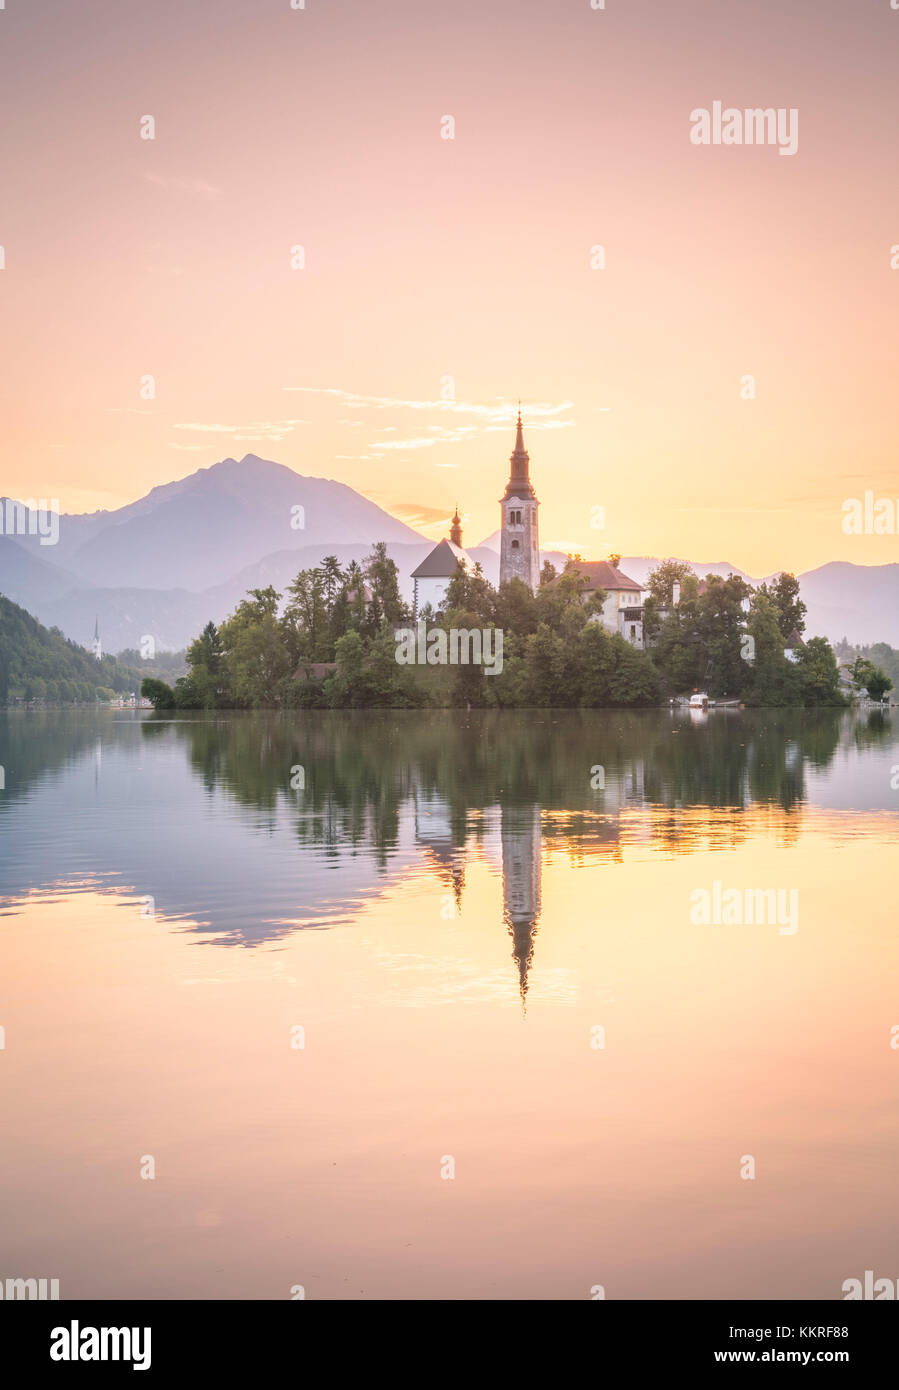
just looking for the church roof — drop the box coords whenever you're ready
[411,538,473,579]
[784,629,805,649]
[561,560,642,592]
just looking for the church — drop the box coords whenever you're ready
[410,410,646,645]
[410,506,475,618]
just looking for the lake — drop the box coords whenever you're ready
[1,706,897,1299]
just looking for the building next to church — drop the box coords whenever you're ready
[410,507,474,618]
[557,558,647,649]
[499,410,540,593]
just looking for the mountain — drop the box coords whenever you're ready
[790,562,899,647]
[4,456,425,592]
[0,534,85,607]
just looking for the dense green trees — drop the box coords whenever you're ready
[139,549,852,711]
[646,564,844,707]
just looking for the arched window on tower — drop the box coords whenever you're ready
[511,539,520,550]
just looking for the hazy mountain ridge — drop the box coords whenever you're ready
[1,457,896,651]
[4,455,425,591]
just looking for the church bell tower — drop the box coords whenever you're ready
[499,408,539,592]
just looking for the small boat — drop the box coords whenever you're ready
[689,691,709,710]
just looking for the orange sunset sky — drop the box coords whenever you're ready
[1,0,897,574]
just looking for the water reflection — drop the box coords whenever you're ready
[2,707,899,1298]
[0,708,896,981]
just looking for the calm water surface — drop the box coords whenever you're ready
[1,707,897,1299]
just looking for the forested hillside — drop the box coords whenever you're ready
[0,594,141,703]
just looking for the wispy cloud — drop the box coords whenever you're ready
[172,420,307,442]
[374,432,474,450]
[483,419,575,433]
[144,173,222,197]
[282,386,574,423]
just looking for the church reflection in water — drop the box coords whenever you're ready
[413,789,544,1004]
[500,805,542,1006]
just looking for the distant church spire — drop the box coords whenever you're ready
[449,505,462,547]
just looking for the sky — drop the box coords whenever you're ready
[1,0,897,574]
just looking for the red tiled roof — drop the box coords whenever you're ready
[562,560,642,592]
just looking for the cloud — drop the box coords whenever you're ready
[483,419,575,433]
[281,387,574,455]
[282,385,574,423]
[389,503,455,529]
[373,437,446,450]
[144,173,222,197]
[172,420,307,440]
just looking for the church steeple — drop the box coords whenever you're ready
[449,505,462,547]
[505,408,535,499]
[499,402,540,592]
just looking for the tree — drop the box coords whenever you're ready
[647,559,697,606]
[494,576,538,639]
[284,569,329,661]
[443,561,495,624]
[865,667,893,702]
[794,637,846,706]
[325,629,424,708]
[757,572,807,640]
[845,656,891,701]
[364,542,408,628]
[746,591,795,705]
[605,635,662,705]
[182,620,226,707]
[524,623,575,706]
[141,677,176,709]
[187,620,223,674]
[653,603,702,692]
[217,586,290,706]
[319,555,343,615]
[695,574,752,697]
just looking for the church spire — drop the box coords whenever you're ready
[449,505,462,547]
[513,405,527,460]
[505,406,534,499]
